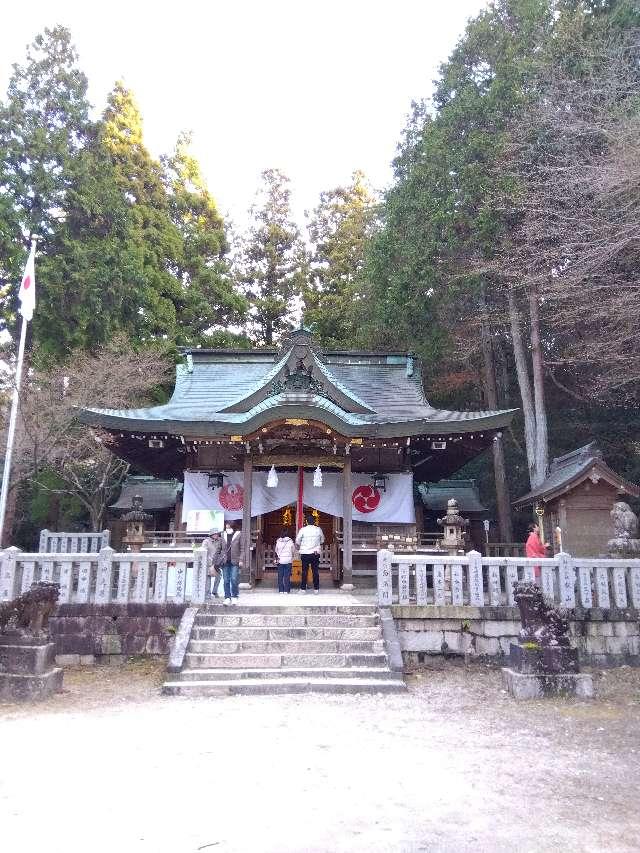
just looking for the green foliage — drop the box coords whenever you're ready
[0,25,91,331]
[162,133,247,346]
[237,168,307,346]
[303,171,377,349]
[100,81,184,342]
[33,129,145,362]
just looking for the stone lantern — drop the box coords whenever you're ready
[437,498,469,554]
[122,495,152,553]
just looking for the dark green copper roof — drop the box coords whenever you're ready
[109,476,181,512]
[79,338,515,439]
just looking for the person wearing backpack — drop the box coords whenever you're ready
[274,528,295,594]
[202,530,223,599]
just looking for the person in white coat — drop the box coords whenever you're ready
[274,528,295,594]
[295,516,325,594]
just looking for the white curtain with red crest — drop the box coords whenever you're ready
[182,471,414,524]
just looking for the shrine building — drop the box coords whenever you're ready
[79,327,514,587]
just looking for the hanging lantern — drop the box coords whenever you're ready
[372,472,388,492]
[207,472,224,490]
[267,465,279,488]
[313,465,323,487]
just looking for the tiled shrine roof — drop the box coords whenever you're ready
[109,476,181,512]
[79,329,515,440]
[514,442,639,506]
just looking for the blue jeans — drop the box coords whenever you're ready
[222,563,239,599]
[277,563,292,593]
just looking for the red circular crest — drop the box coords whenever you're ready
[352,484,381,514]
[219,484,244,511]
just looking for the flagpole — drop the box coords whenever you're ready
[0,238,36,545]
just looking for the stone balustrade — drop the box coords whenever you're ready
[39,529,110,554]
[0,546,208,606]
[377,549,640,611]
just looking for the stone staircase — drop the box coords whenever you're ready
[162,604,406,696]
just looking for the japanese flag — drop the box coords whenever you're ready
[18,242,36,321]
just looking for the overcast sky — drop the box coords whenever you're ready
[0,0,487,230]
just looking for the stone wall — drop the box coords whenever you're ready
[393,605,640,668]
[49,603,186,665]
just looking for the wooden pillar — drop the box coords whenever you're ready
[342,455,354,590]
[242,454,253,586]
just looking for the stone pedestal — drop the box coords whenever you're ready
[501,667,594,699]
[0,635,63,701]
[509,643,579,675]
[503,642,592,699]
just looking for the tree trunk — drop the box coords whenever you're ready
[479,287,513,543]
[89,502,103,533]
[527,284,549,483]
[507,287,542,488]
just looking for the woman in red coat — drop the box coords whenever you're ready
[525,523,548,580]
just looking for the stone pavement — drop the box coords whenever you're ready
[1,660,639,853]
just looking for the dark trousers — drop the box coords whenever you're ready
[277,563,292,593]
[300,553,320,590]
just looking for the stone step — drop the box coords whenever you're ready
[188,639,385,655]
[194,613,380,628]
[162,677,407,696]
[197,605,377,616]
[184,651,389,669]
[177,666,402,682]
[191,626,383,642]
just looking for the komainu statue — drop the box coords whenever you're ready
[0,582,60,636]
[513,582,572,649]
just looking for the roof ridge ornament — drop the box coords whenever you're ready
[276,322,323,359]
[271,357,326,397]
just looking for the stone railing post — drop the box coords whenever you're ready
[132,559,150,603]
[95,546,115,604]
[174,560,187,604]
[612,564,628,608]
[541,563,556,601]
[557,552,576,608]
[191,546,207,604]
[376,549,393,606]
[0,547,20,601]
[39,528,49,552]
[467,550,484,606]
[116,558,132,603]
[505,562,518,606]
[595,563,611,608]
[630,564,640,609]
[153,561,169,604]
[19,560,36,595]
[488,563,501,606]
[76,559,92,603]
[415,562,428,605]
[57,558,74,604]
[577,564,593,608]
[450,563,464,606]
[398,561,410,605]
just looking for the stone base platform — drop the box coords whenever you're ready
[0,636,64,701]
[501,667,594,700]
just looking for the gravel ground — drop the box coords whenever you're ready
[1,660,639,853]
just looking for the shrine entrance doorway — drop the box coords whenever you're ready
[259,505,338,585]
